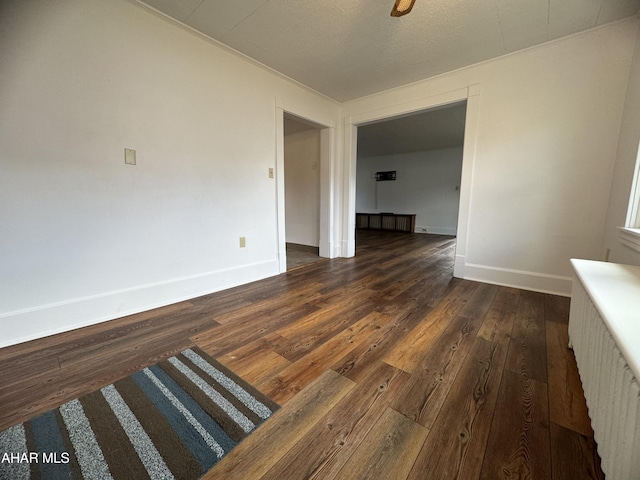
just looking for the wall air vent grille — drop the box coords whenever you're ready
[375,171,396,181]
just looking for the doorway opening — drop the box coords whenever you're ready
[354,101,467,257]
[344,85,481,280]
[283,113,326,270]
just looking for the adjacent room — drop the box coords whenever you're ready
[2,0,640,478]
[355,102,466,238]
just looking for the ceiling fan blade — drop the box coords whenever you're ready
[391,0,416,17]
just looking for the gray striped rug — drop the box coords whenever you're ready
[0,347,278,480]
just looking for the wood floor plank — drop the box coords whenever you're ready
[201,370,355,480]
[331,407,428,480]
[477,287,519,346]
[479,369,551,480]
[259,312,391,403]
[425,275,463,308]
[389,260,458,308]
[274,282,372,339]
[195,278,327,330]
[371,244,455,300]
[388,281,496,429]
[58,310,210,369]
[457,283,499,319]
[544,294,571,325]
[550,422,604,480]
[390,312,480,429]
[210,333,292,388]
[286,243,324,270]
[191,303,319,357]
[504,290,548,383]
[273,295,380,363]
[545,321,592,436]
[331,305,429,383]
[0,302,195,383]
[383,280,479,373]
[186,291,251,315]
[407,338,507,480]
[262,362,410,480]
[384,268,458,321]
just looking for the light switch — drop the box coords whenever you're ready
[124,148,136,165]
[239,237,246,248]
[268,168,274,178]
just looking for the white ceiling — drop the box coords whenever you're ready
[140,0,639,102]
[357,101,467,157]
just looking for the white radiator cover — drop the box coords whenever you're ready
[569,259,640,480]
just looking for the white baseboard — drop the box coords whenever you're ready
[340,239,353,258]
[0,260,279,349]
[320,240,338,259]
[454,256,572,296]
[416,226,457,236]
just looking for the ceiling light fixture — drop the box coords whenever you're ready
[390,0,416,17]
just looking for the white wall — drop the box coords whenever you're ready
[1,1,637,347]
[344,19,639,295]
[356,148,463,235]
[601,25,640,266]
[0,0,340,347]
[284,129,321,247]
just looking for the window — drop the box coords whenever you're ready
[619,145,640,252]
[626,149,640,228]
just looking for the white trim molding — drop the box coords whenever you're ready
[460,260,573,296]
[343,84,481,265]
[417,226,457,236]
[618,227,640,254]
[276,100,338,269]
[625,145,640,229]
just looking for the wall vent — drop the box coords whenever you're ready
[375,171,396,181]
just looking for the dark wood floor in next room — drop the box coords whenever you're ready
[0,230,604,479]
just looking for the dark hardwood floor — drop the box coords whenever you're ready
[0,230,604,479]
[286,242,325,270]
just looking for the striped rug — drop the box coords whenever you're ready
[0,347,278,480]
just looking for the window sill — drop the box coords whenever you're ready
[618,227,640,254]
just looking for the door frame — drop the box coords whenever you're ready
[342,84,481,279]
[275,101,336,273]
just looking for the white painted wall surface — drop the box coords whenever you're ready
[601,25,640,266]
[0,0,340,347]
[344,19,639,295]
[356,148,463,235]
[1,1,637,347]
[285,129,321,247]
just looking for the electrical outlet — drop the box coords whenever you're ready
[239,237,246,248]
[124,148,136,165]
